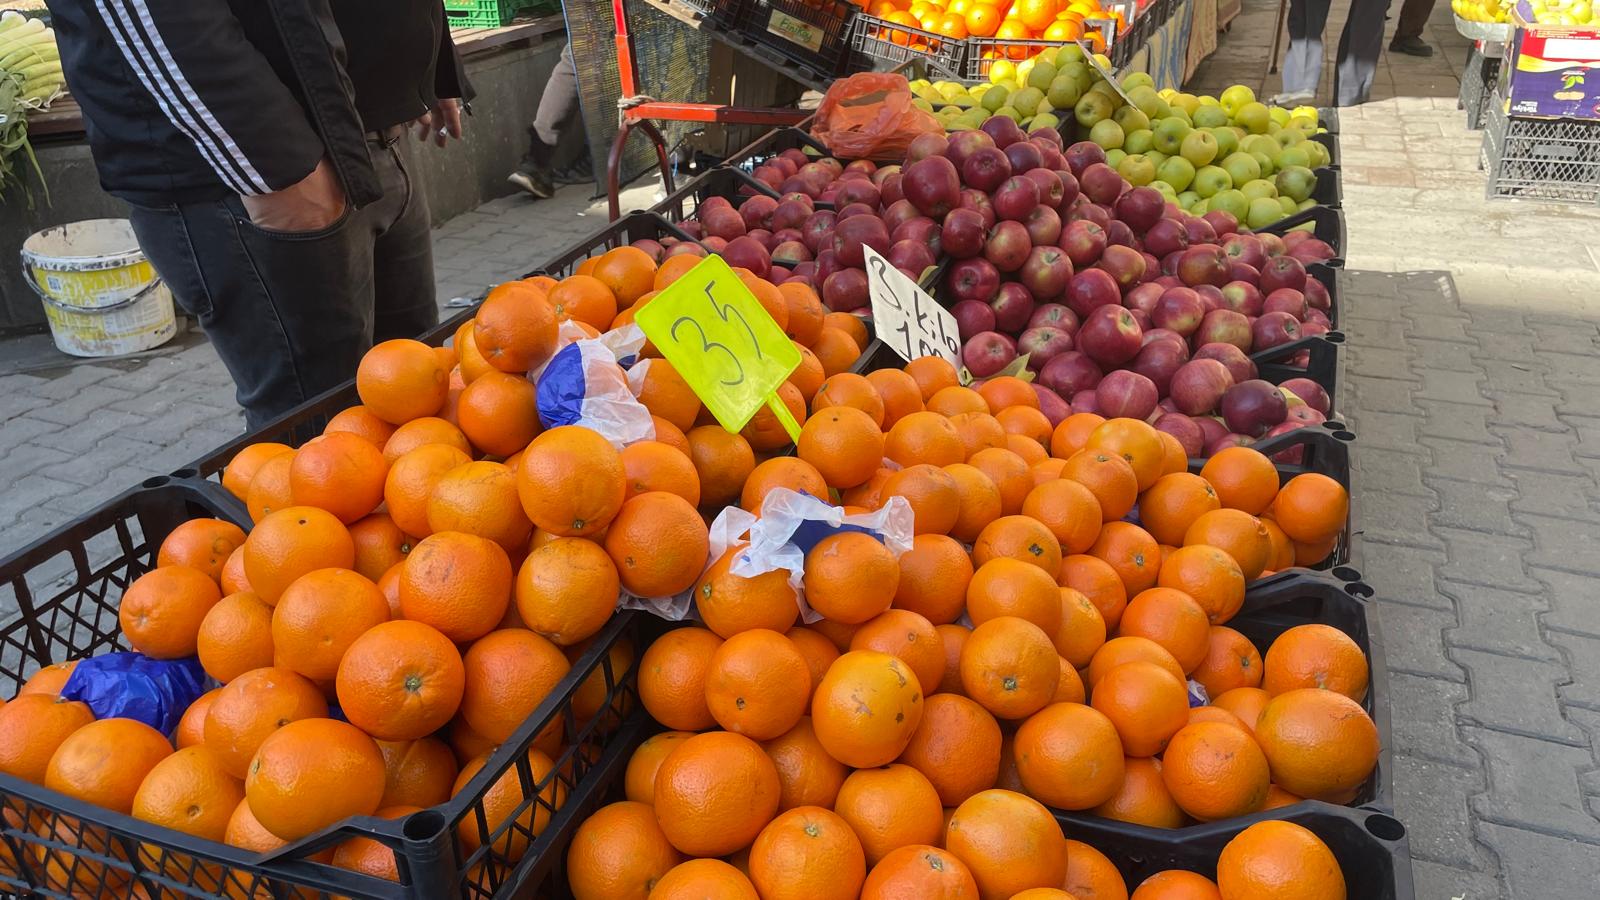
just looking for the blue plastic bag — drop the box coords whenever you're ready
[60,653,208,737]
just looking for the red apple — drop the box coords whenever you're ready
[1221,379,1289,436]
[1019,326,1074,371]
[962,146,1013,194]
[903,155,962,218]
[990,282,1036,334]
[1154,413,1205,456]
[1096,369,1159,420]
[1040,350,1103,397]
[822,268,869,312]
[1078,304,1143,367]
[946,257,1002,305]
[952,299,997,341]
[942,207,988,259]
[1020,245,1073,301]
[1059,220,1108,268]
[1169,358,1234,415]
[1195,309,1252,352]
[964,331,1017,377]
[985,220,1032,273]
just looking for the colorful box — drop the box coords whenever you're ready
[1500,1,1600,119]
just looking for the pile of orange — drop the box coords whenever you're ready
[856,0,1122,48]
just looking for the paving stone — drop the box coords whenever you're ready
[1567,414,1600,459]
[29,366,117,400]
[28,411,146,455]
[1541,351,1600,385]
[1409,859,1505,900]
[1351,376,1420,415]
[1393,752,1489,869]
[1417,437,1514,486]
[1478,823,1600,900]
[0,416,64,454]
[1491,427,1588,475]
[1439,579,1560,662]
[1548,630,1600,713]
[1378,601,1466,681]
[1353,445,1432,497]
[1361,491,1445,549]
[1507,471,1600,524]
[1360,541,1449,609]
[1485,391,1568,431]
[1349,346,1419,379]
[1516,513,1600,577]
[1472,330,1542,362]
[1389,672,1478,768]
[1411,337,1484,372]
[1416,400,1503,446]
[1425,477,1525,537]
[1535,568,1600,639]
[1416,369,1492,407]
[1455,653,1590,744]
[21,383,140,426]
[0,442,71,488]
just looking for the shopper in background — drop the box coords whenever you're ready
[1273,0,1388,107]
[47,0,471,430]
[1389,0,1437,56]
[509,41,585,199]
[1273,0,1329,106]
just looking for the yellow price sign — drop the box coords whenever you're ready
[634,255,802,437]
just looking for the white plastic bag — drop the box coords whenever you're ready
[532,321,655,448]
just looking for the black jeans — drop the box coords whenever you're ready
[129,136,438,431]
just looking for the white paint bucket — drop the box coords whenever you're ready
[21,218,177,358]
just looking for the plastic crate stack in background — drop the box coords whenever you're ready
[1458,43,1503,131]
[443,0,556,29]
[725,0,858,81]
[849,10,968,75]
[1481,90,1600,205]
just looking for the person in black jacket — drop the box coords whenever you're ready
[47,0,472,429]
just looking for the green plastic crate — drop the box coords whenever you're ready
[444,0,557,28]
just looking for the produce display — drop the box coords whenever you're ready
[1454,0,1594,22]
[856,0,1128,48]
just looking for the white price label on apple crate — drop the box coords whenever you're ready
[864,245,961,368]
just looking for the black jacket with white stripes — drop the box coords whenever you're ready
[47,0,471,207]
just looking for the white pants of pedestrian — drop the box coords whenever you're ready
[1279,0,1389,105]
[1282,0,1331,97]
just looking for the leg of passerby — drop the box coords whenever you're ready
[1276,0,1331,105]
[509,42,579,199]
[370,141,441,343]
[1389,0,1437,56]
[1334,0,1389,105]
[128,194,375,432]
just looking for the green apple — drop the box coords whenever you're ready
[1268,105,1292,126]
[1220,84,1256,117]
[1105,148,1128,169]
[1153,181,1179,202]
[1123,129,1155,154]
[1193,165,1233,198]
[1113,105,1151,133]
[1208,126,1240,159]
[1012,86,1045,117]
[913,98,935,113]
[1090,119,1126,150]
[1075,91,1116,128]
[1027,62,1058,93]
[1180,129,1219,167]
[996,106,1022,123]
[1234,101,1272,134]
[1047,75,1082,110]
[1246,197,1285,228]
[1278,145,1312,170]
[1275,165,1316,202]
[1057,43,1085,64]
[1279,195,1300,215]
[1032,112,1061,132]
[1156,155,1197,192]
[1037,47,1060,66]
[1122,71,1156,91]
[1176,189,1200,208]
[1249,151,1277,177]
[1221,151,1261,185]
[1240,178,1279,201]
[1209,188,1249,221]
[1117,153,1157,186]
[1171,93,1202,116]
[1193,104,1230,129]
[1152,117,1192,155]
[982,85,1011,112]
[1130,85,1171,121]
[1275,126,1307,146]
[1303,141,1330,168]
[1189,197,1211,215]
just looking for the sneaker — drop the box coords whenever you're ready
[1270,91,1315,107]
[507,166,554,199]
[1389,36,1434,57]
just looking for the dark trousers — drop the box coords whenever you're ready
[526,42,579,170]
[1394,0,1437,39]
[129,137,438,431]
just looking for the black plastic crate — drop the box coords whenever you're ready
[1250,331,1345,413]
[1311,165,1342,207]
[726,0,857,81]
[1313,131,1340,168]
[1257,204,1347,262]
[522,211,702,280]
[1056,569,1393,835]
[849,11,966,77]
[723,125,829,171]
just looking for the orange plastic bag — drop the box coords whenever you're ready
[810,72,944,161]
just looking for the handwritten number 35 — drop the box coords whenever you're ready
[667,282,765,387]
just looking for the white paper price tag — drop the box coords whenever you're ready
[864,245,961,368]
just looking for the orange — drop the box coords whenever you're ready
[515,536,620,645]
[46,718,172,814]
[973,375,1036,412]
[349,513,414,582]
[1062,839,1129,900]
[592,246,657,306]
[1191,625,1264,697]
[743,380,808,450]
[518,425,627,537]
[1261,517,1295,572]
[1056,649,1087,701]
[1158,430,1189,475]
[619,440,701,507]
[892,534,974,625]
[400,531,512,643]
[1087,635,1185,689]
[382,416,472,463]
[1086,418,1166,491]
[271,567,390,682]
[834,764,942,867]
[1158,544,1247,624]
[694,544,799,638]
[605,491,709,598]
[335,620,464,741]
[1014,701,1125,810]
[905,356,959,400]
[220,546,251,595]
[290,431,388,523]
[814,372,887,425]
[997,406,1053,447]
[1198,447,1280,515]
[1184,509,1272,581]
[383,443,472,538]
[203,667,328,779]
[1262,624,1368,701]
[654,254,703,291]
[973,515,1062,575]
[1053,586,1107,667]
[951,412,1007,459]
[1092,756,1186,829]
[566,799,682,900]
[131,745,244,842]
[1263,783,1304,810]
[944,789,1067,900]
[196,591,275,683]
[632,358,702,432]
[650,859,759,899]
[653,731,781,857]
[812,650,925,768]
[705,629,811,741]
[739,275,790,334]
[1213,687,1271,734]
[1140,473,1222,547]
[1015,0,1060,28]
[1161,721,1270,822]
[940,463,999,544]
[959,617,1058,721]
[781,281,827,346]
[844,466,896,510]
[639,627,723,731]
[1021,478,1102,555]
[1293,534,1341,567]
[244,449,296,523]
[936,624,969,693]
[19,660,77,697]
[887,411,965,468]
[789,627,842,691]
[762,717,848,811]
[966,447,1032,516]
[453,748,564,861]
[625,731,694,805]
[896,692,1001,807]
[867,368,925,429]
[851,609,944,694]
[861,844,981,900]
[1007,431,1050,464]
[799,406,886,491]
[1216,820,1346,900]
[1272,473,1350,544]
[457,323,496,384]
[804,531,901,625]
[1131,871,1221,900]
[548,274,619,331]
[119,564,221,659]
[176,689,218,749]
[1088,521,1162,594]
[1089,660,1190,757]
[789,345,827,403]
[473,280,558,374]
[688,425,756,510]
[0,694,95,783]
[742,456,829,514]
[459,628,570,743]
[222,442,293,501]
[812,326,863,375]
[457,371,541,457]
[1118,587,1212,674]
[1059,554,1129,631]
[1062,449,1139,522]
[376,737,458,808]
[357,339,449,425]
[966,556,1062,634]
[881,463,961,536]
[1050,413,1106,460]
[328,806,419,882]
[928,386,988,418]
[241,505,355,605]
[1254,688,1378,801]
[157,518,247,583]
